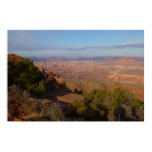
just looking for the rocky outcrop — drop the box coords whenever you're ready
[44,71,65,88]
[8,54,23,67]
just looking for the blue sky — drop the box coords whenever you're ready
[8,30,144,57]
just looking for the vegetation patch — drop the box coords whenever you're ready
[8,56,46,97]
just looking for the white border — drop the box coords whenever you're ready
[0,0,152,152]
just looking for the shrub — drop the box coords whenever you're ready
[8,84,30,104]
[69,91,108,121]
[8,58,46,97]
[70,88,144,121]
[49,103,66,121]
[130,99,142,108]
[109,88,143,121]
[8,85,31,119]
[22,98,42,116]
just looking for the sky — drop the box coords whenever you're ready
[8,30,144,57]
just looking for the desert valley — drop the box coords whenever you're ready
[33,56,144,101]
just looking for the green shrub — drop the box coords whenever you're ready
[8,58,46,97]
[69,91,108,121]
[130,99,142,108]
[70,88,144,121]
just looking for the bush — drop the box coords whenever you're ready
[68,91,108,121]
[8,85,31,119]
[49,103,66,121]
[8,85,66,121]
[22,98,42,116]
[8,58,46,97]
[70,88,144,121]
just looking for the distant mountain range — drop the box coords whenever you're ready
[28,56,144,64]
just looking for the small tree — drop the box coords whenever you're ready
[8,58,46,97]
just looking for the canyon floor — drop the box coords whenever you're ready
[34,57,144,102]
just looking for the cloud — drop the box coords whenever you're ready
[8,41,144,53]
[62,42,144,52]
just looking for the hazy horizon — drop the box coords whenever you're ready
[9,53,144,58]
[25,55,144,58]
